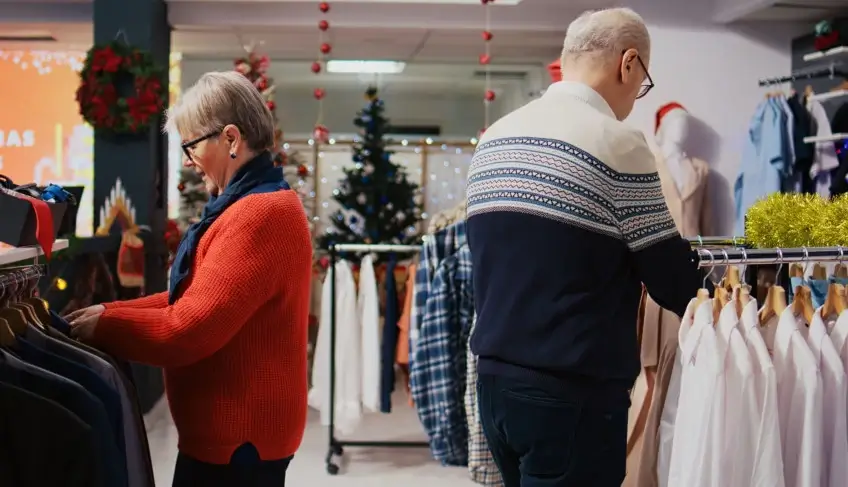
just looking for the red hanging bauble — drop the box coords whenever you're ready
[484,90,496,102]
[319,20,330,31]
[314,88,326,100]
[297,164,309,176]
[319,2,330,13]
[479,54,491,65]
[313,124,330,144]
[267,100,276,111]
[482,31,493,41]
[311,62,322,73]
[177,183,185,192]
[320,43,332,54]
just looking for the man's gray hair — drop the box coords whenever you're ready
[165,71,276,152]
[561,8,650,64]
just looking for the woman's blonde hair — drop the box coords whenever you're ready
[165,71,275,152]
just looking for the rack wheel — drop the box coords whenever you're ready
[326,463,339,475]
[332,444,344,456]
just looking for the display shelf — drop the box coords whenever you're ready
[809,89,848,103]
[803,133,848,144]
[803,45,848,62]
[0,239,69,266]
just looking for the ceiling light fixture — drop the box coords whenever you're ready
[326,60,406,74]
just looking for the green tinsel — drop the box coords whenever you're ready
[745,193,848,248]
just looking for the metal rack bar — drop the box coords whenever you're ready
[325,243,426,475]
[686,236,747,247]
[696,246,848,267]
[0,265,44,294]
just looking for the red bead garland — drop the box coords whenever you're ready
[313,2,331,142]
[479,0,494,136]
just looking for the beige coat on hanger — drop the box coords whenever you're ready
[654,151,712,239]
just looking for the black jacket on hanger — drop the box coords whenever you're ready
[0,381,99,487]
[829,102,848,196]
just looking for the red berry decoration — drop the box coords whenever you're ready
[313,124,330,144]
[313,88,326,100]
[267,100,276,111]
[319,19,329,31]
[482,31,493,41]
[177,183,185,192]
[479,54,491,65]
[311,62,322,73]
[319,2,330,13]
[320,43,332,54]
[484,90,496,102]
[297,164,309,176]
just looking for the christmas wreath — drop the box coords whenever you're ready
[76,42,167,134]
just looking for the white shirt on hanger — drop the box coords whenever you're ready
[808,309,848,487]
[309,260,363,435]
[762,308,823,487]
[714,301,757,487]
[830,309,848,371]
[738,299,786,487]
[657,298,698,487]
[668,299,721,487]
[358,255,381,413]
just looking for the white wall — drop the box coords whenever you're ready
[496,22,798,236]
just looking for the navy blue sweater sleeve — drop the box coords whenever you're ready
[631,236,701,318]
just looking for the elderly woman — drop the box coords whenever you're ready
[66,71,312,487]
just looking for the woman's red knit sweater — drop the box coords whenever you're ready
[93,191,312,465]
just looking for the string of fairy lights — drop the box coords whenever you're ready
[480,0,494,136]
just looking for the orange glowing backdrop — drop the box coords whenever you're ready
[0,50,183,239]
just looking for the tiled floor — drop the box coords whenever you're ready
[144,393,477,486]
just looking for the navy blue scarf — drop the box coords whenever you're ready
[168,151,288,303]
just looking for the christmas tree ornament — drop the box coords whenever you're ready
[319,1,330,13]
[479,54,491,65]
[485,90,496,102]
[319,19,329,31]
[482,31,493,41]
[313,88,326,100]
[313,124,330,144]
[320,43,332,55]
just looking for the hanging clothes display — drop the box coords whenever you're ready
[358,255,380,413]
[643,246,848,487]
[0,264,154,487]
[410,220,474,466]
[380,256,400,413]
[309,259,362,434]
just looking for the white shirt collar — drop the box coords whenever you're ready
[543,81,616,119]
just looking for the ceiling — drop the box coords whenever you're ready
[712,0,848,23]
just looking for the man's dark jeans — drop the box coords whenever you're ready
[477,373,630,487]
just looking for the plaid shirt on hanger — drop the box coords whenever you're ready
[465,316,504,486]
[410,242,474,466]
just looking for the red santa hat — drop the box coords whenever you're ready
[655,102,687,134]
[548,59,562,83]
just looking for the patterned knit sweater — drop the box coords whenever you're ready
[466,81,701,387]
[94,190,312,464]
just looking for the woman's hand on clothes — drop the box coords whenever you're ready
[63,304,105,324]
[68,306,104,342]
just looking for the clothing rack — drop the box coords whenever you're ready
[0,264,43,292]
[757,63,846,86]
[695,246,848,267]
[325,242,426,475]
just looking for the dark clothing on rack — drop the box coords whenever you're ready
[380,256,400,413]
[15,336,126,456]
[477,373,628,487]
[0,381,100,487]
[0,349,125,487]
[171,443,292,487]
[788,93,815,193]
[830,102,848,197]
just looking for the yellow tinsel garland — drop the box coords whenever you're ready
[745,193,848,248]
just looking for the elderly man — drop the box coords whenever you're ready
[466,7,701,486]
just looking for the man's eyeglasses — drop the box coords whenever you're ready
[635,54,654,99]
[181,131,220,162]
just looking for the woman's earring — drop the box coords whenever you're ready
[229,153,237,159]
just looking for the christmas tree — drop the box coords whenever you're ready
[176,167,207,231]
[318,87,422,251]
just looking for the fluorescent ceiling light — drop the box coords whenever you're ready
[326,60,406,74]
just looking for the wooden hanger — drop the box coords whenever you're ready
[822,282,847,319]
[23,297,51,328]
[0,317,14,347]
[0,308,28,336]
[836,263,848,279]
[813,263,828,280]
[804,84,815,99]
[725,266,741,290]
[792,285,815,324]
[832,80,848,92]
[734,285,752,318]
[760,252,788,326]
[713,286,731,324]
